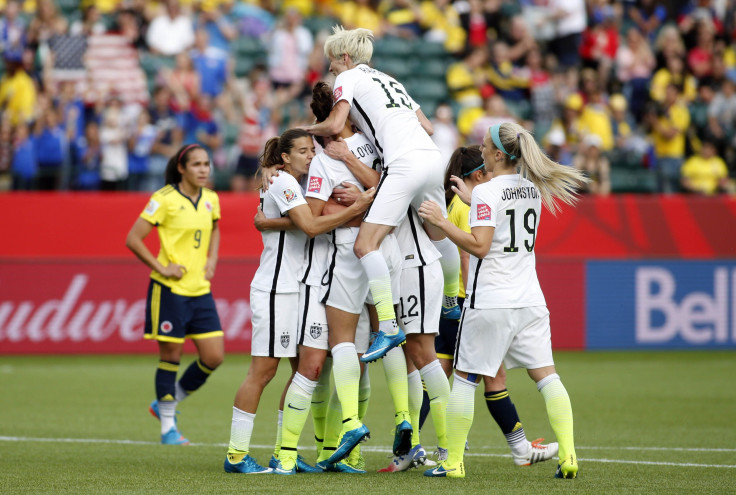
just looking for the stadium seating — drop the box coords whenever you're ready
[610,168,658,193]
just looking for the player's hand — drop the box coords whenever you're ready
[352,186,376,212]
[324,137,351,162]
[332,181,360,206]
[449,175,472,205]
[418,200,445,227]
[261,165,283,191]
[205,258,217,280]
[254,205,267,231]
[160,263,186,280]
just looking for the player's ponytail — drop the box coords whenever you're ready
[310,82,334,147]
[444,145,485,205]
[165,144,202,185]
[259,129,311,170]
[494,122,588,215]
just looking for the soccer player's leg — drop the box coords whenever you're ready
[272,361,297,465]
[311,358,332,454]
[180,291,224,402]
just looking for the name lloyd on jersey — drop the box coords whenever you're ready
[0,274,252,343]
[500,187,540,201]
[352,142,375,159]
[635,267,736,344]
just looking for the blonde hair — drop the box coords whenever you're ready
[324,25,374,65]
[493,122,589,215]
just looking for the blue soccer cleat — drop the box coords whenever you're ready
[296,455,323,473]
[441,304,462,320]
[317,460,366,474]
[160,426,189,445]
[224,454,273,474]
[327,424,370,464]
[273,458,296,475]
[424,461,465,478]
[360,328,406,363]
[149,399,178,426]
[268,455,278,469]
[393,420,413,456]
[554,454,578,479]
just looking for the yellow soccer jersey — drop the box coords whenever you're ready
[140,184,221,297]
[447,194,470,299]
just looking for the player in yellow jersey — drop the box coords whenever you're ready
[126,144,223,445]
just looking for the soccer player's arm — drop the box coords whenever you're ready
[448,200,472,291]
[324,138,380,189]
[205,194,221,280]
[416,107,434,136]
[308,100,351,137]
[287,185,374,238]
[126,194,184,279]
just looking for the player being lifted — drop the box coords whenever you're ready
[419,122,587,479]
[305,27,462,363]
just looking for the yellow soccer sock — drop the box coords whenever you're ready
[360,251,397,325]
[358,368,371,421]
[446,373,478,466]
[432,238,460,299]
[280,373,317,467]
[273,409,283,458]
[382,346,410,424]
[318,384,342,463]
[420,360,451,449]
[538,373,576,461]
[311,359,331,453]
[407,370,423,447]
[331,342,361,429]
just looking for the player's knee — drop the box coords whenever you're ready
[300,365,321,381]
[201,355,223,370]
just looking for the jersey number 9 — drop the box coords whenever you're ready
[194,229,202,249]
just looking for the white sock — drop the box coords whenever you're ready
[174,382,189,402]
[229,406,255,454]
[358,368,371,421]
[273,409,283,457]
[158,400,177,434]
[407,370,423,446]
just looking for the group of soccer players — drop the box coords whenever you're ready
[128,26,587,480]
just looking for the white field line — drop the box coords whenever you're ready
[1,436,735,469]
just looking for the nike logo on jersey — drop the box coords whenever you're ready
[288,403,306,411]
[403,319,416,325]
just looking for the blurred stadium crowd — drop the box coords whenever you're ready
[1,0,735,195]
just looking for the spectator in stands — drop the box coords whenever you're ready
[681,139,732,195]
[381,0,423,39]
[708,77,736,145]
[573,134,611,196]
[266,8,313,97]
[470,94,517,145]
[334,0,383,37]
[128,108,158,191]
[26,0,68,53]
[504,15,536,65]
[688,19,717,79]
[547,93,584,159]
[146,0,194,56]
[149,86,183,192]
[0,50,37,126]
[56,81,85,144]
[160,51,200,113]
[418,0,466,54]
[627,0,666,42]
[99,96,129,191]
[609,93,643,154]
[579,4,618,89]
[544,0,587,68]
[457,0,499,51]
[647,83,691,193]
[0,116,13,190]
[544,126,572,166]
[183,94,222,160]
[11,121,37,190]
[653,24,686,68]
[486,41,530,105]
[195,0,238,53]
[33,106,66,190]
[431,102,459,167]
[190,28,231,116]
[650,55,698,104]
[578,78,614,152]
[69,5,107,37]
[446,46,489,109]
[0,0,27,55]
[116,7,145,50]
[616,27,656,121]
[73,120,102,191]
[525,46,556,135]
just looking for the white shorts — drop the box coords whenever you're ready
[355,305,371,354]
[322,233,402,314]
[250,288,298,358]
[454,306,554,377]
[298,283,328,351]
[398,260,442,335]
[364,149,447,227]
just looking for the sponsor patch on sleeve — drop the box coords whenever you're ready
[144,199,160,215]
[308,176,323,193]
[333,86,343,101]
[476,203,492,221]
[283,188,298,203]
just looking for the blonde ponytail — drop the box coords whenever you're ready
[496,122,589,215]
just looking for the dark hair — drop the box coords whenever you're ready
[165,144,203,184]
[444,145,484,205]
[260,128,312,169]
[310,82,333,147]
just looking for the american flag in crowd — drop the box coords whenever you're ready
[49,33,148,104]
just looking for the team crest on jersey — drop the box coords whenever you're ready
[205,201,212,212]
[477,203,492,221]
[160,321,173,334]
[280,333,290,348]
[309,323,322,339]
[333,86,342,101]
[145,199,160,215]
[283,188,297,203]
[308,176,323,193]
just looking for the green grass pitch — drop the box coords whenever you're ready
[1,351,735,494]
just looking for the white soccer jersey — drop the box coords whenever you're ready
[333,64,437,163]
[298,234,330,287]
[394,207,441,269]
[250,172,308,294]
[465,174,546,309]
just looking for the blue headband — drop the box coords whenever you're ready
[462,162,485,177]
[490,124,516,160]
